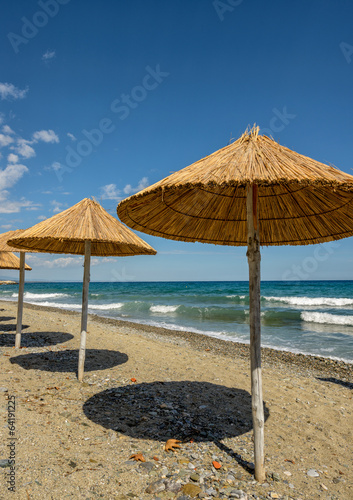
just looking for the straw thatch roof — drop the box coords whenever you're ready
[0,230,28,252]
[0,252,31,270]
[117,126,353,246]
[8,198,156,256]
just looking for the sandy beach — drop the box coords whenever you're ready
[0,300,352,500]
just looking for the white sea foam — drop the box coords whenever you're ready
[301,311,353,326]
[31,301,82,310]
[12,292,69,299]
[265,296,353,307]
[150,305,179,313]
[89,303,123,310]
[226,295,247,299]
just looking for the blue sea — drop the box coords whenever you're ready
[1,280,353,363]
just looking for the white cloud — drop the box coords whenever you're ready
[0,163,28,191]
[0,83,28,100]
[51,200,64,213]
[42,50,56,62]
[27,254,82,268]
[37,215,47,220]
[51,162,61,171]
[123,176,149,195]
[1,224,12,230]
[0,134,14,147]
[2,125,14,135]
[0,195,38,214]
[15,139,35,159]
[100,183,121,200]
[67,132,76,141]
[32,129,59,144]
[7,153,18,163]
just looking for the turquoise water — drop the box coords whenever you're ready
[1,280,353,362]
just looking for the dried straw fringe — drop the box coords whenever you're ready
[117,127,353,246]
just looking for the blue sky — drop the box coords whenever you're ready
[0,0,353,281]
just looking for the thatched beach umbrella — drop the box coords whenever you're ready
[0,230,33,348]
[8,198,156,381]
[117,125,353,481]
[0,251,32,271]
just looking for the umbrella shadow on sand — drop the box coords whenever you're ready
[0,323,29,332]
[0,331,74,348]
[83,380,269,473]
[0,316,16,322]
[10,348,128,375]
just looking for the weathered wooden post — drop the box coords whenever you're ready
[78,240,91,381]
[246,184,265,482]
[15,252,25,349]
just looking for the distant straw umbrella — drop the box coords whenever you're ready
[0,251,32,271]
[0,230,33,348]
[8,198,156,381]
[117,125,353,481]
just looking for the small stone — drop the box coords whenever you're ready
[307,469,320,477]
[181,483,202,497]
[332,477,342,484]
[229,490,248,499]
[320,483,328,490]
[0,459,10,468]
[269,493,279,499]
[145,479,166,494]
[190,473,199,482]
[188,462,196,470]
[164,479,182,493]
[139,461,154,473]
[0,387,8,392]
[283,471,292,476]
[205,487,218,496]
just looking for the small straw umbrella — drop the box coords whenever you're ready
[8,198,156,381]
[0,251,32,271]
[117,125,353,481]
[0,230,33,348]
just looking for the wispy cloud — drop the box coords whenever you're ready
[51,200,65,213]
[32,129,59,143]
[7,154,18,164]
[0,134,14,148]
[15,139,35,159]
[100,177,150,201]
[67,132,76,141]
[0,82,28,100]
[100,183,121,200]
[0,163,28,191]
[42,50,56,62]
[1,224,12,230]
[27,254,82,268]
[123,176,149,195]
[2,125,14,135]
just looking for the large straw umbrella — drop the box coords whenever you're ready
[117,125,353,481]
[8,198,156,381]
[0,230,33,348]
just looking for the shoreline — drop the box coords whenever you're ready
[0,299,352,498]
[14,300,353,382]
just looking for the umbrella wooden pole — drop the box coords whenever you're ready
[78,241,91,382]
[15,252,25,349]
[246,184,265,482]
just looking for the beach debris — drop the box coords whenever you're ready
[284,458,295,464]
[307,468,320,477]
[165,439,181,452]
[130,378,137,382]
[152,456,159,461]
[129,453,146,462]
[212,460,222,469]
